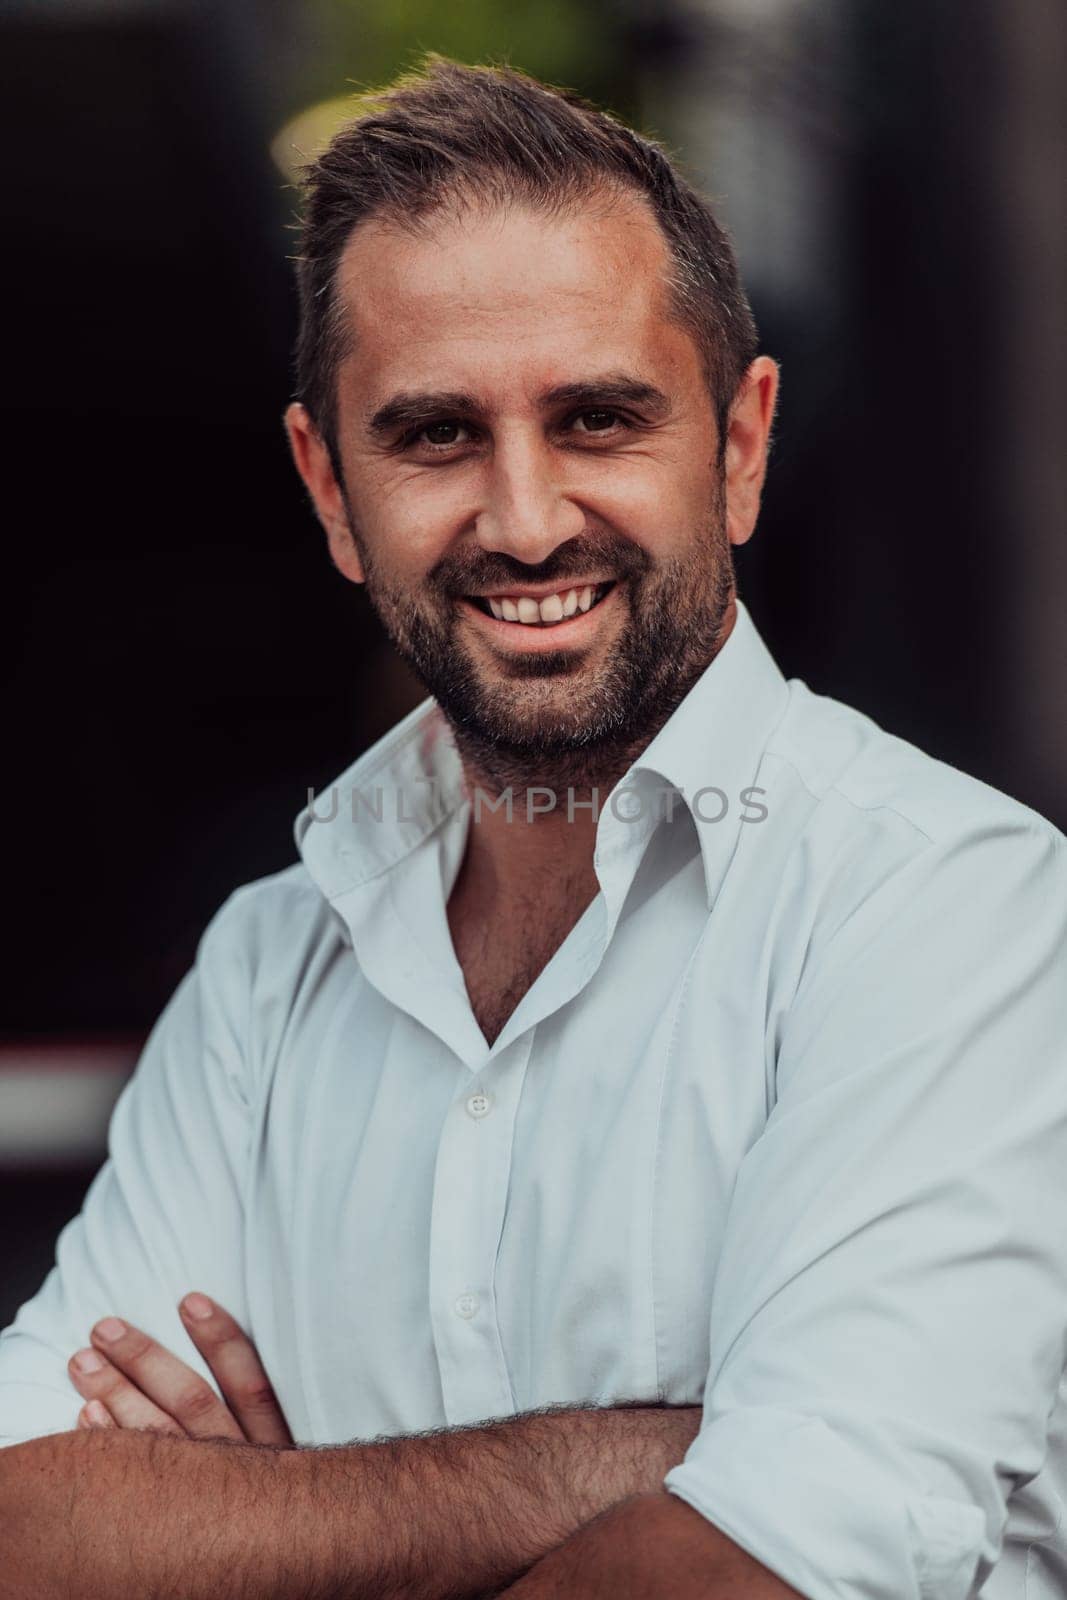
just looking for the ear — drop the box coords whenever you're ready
[723,356,779,549]
[282,402,365,584]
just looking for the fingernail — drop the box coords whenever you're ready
[181,1292,214,1321]
[85,1401,110,1426]
[73,1348,105,1374]
[93,1317,126,1343]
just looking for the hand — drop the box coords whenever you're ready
[67,1292,294,1445]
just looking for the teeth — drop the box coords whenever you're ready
[477,583,610,626]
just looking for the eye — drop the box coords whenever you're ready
[415,420,471,450]
[400,408,635,457]
[572,409,639,441]
[575,412,627,432]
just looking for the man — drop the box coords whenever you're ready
[1,54,1065,1600]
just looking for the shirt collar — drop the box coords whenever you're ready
[294,597,790,914]
[591,597,790,909]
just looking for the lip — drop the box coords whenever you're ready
[464,577,617,603]
[459,581,622,651]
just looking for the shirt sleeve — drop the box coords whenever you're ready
[663,815,1067,1600]
[0,889,256,1448]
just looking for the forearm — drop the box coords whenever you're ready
[0,1401,700,1600]
[497,1489,804,1598]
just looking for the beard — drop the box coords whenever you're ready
[342,469,735,795]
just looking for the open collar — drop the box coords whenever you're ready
[295,598,791,916]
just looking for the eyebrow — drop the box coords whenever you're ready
[366,373,672,439]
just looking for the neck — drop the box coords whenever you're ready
[453,751,637,910]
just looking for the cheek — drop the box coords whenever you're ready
[649,458,720,540]
[354,473,465,578]
[572,448,713,540]
[580,463,702,556]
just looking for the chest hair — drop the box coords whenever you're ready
[449,880,596,1046]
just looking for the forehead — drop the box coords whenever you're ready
[333,195,697,405]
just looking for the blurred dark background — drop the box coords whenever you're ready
[1,0,1064,1325]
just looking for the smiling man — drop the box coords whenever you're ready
[2,55,1067,1600]
[290,177,764,1052]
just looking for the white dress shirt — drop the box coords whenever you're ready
[2,598,1066,1600]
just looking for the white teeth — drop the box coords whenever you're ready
[479,582,610,625]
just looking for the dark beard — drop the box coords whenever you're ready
[345,476,735,795]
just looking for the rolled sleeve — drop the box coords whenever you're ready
[0,889,256,1448]
[664,817,1067,1599]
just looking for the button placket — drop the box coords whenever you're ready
[428,1038,533,1426]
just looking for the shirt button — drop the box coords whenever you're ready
[465,1091,493,1119]
[454,1292,480,1320]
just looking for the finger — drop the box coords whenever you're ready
[69,1347,184,1435]
[87,1317,244,1441]
[78,1400,116,1430]
[179,1293,293,1446]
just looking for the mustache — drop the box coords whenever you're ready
[432,539,651,598]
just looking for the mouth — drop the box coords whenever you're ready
[465,580,617,628]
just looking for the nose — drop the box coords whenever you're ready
[473,427,586,564]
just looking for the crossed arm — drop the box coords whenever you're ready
[11,825,1058,1596]
[0,1296,800,1600]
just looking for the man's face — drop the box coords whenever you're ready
[290,194,768,786]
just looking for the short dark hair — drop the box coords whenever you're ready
[289,54,759,475]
